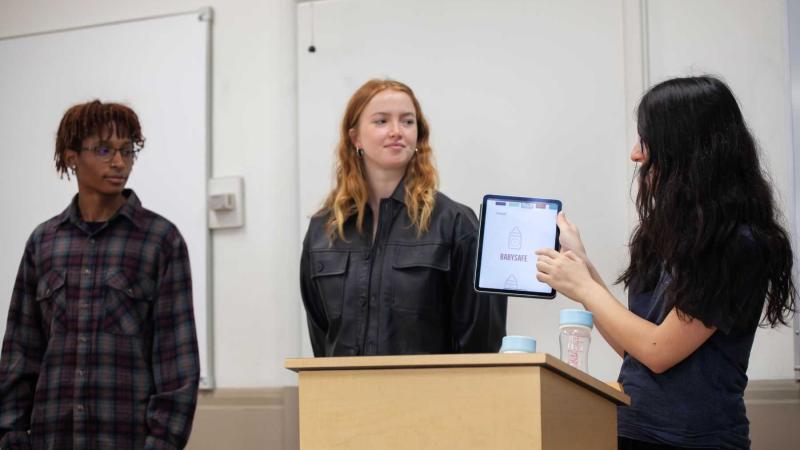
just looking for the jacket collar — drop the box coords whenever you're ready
[389,177,406,205]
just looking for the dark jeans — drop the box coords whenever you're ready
[618,437,719,450]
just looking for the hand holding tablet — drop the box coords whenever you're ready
[474,195,561,298]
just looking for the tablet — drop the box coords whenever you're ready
[474,195,562,298]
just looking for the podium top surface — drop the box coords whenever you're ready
[285,352,629,405]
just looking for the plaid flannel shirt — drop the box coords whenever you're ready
[0,190,199,450]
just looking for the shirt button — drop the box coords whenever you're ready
[77,369,85,377]
[78,335,88,343]
[126,288,134,296]
[89,239,96,245]
[79,302,89,308]
[45,289,51,296]
[83,268,91,275]
[75,404,84,412]
[316,262,325,272]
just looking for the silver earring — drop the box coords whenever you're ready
[414,147,419,154]
[356,148,364,157]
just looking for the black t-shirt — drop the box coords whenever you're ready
[617,268,759,449]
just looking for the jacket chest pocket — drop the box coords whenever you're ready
[310,252,349,319]
[36,270,67,334]
[391,244,451,315]
[103,271,155,335]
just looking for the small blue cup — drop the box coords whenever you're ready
[499,335,537,353]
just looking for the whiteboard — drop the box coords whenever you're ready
[297,0,631,381]
[0,10,213,387]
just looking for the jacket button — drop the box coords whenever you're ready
[316,262,325,272]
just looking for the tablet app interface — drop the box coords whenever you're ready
[479,199,559,294]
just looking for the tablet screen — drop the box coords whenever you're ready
[474,195,561,298]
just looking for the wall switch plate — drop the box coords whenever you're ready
[208,176,244,229]
[208,193,235,211]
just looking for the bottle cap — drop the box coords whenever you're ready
[499,335,537,353]
[559,309,593,329]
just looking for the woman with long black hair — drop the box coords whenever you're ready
[536,76,796,449]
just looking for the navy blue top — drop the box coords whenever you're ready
[618,269,760,449]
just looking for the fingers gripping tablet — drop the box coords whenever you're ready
[474,195,561,298]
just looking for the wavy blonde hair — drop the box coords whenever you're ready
[320,79,438,242]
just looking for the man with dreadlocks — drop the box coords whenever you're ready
[0,100,200,450]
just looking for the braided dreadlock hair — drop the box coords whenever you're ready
[55,100,144,179]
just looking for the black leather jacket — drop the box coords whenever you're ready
[300,183,507,356]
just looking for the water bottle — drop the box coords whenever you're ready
[559,309,593,372]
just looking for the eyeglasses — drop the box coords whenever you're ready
[80,144,140,163]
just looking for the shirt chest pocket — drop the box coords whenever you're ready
[36,270,67,334]
[104,271,156,335]
[391,244,451,315]
[310,252,349,319]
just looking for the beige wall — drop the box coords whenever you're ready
[188,388,298,450]
[188,381,799,450]
[746,380,800,450]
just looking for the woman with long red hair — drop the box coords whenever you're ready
[300,79,507,356]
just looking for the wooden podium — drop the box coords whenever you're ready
[286,353,629,450]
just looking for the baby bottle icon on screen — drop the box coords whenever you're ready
[508,227,522,250]
[504,274,518,290]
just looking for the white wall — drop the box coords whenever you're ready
[0,0,301,387]
[296,0,633,382]
[296,0,798,381]
[0,0,795,387]
[646,0,796,379]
